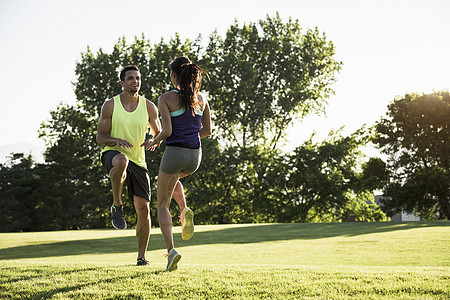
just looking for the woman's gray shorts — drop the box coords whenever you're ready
[160,146,202,175]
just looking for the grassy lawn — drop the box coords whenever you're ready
[1,222,449,299]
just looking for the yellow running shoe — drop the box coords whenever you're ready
[181,208,194,240]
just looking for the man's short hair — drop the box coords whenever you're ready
[120,65,139,81]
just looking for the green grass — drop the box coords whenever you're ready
[1,222,449,299]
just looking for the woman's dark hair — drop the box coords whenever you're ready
[169,57,207,112]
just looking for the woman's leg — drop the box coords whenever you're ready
[172,180,186,214]
[174,173,194,240]
[157,170,180,251]
[172,172,188,215]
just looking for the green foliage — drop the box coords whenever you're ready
[253,129,387,223]
[375,91,450,219]
[0,154,40,232]
[183,131,388,225]
[203,13,342,150]
[357,157,390,192]
[74,34,201,119]
[384,166,448,220]
[37,103,110,229]
[338,191,389,222]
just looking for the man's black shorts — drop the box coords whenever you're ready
[101,150,151,201]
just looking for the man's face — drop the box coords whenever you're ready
[121,70,141,93]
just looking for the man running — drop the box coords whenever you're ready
[96,65,160,266]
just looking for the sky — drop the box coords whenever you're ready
[0,0,449,161]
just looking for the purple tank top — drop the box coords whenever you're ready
[165,89,203,149]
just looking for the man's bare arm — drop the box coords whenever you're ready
[96,99,133,148]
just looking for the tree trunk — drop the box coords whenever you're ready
[438,195,450,219]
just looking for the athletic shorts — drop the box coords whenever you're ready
[160,146,202,175]
[101,150,151,201]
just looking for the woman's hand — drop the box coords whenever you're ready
[141,139,160,151]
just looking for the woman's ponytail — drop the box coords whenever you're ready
[169,57,207,113]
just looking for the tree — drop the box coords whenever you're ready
[0,154,40,232]
[374,91,450,219]
[203,13,342,151]
[357,157,390,192]
[252,129,388,223]
[38,103,110,229]
[74,34,202,118]
[195,13,344,223]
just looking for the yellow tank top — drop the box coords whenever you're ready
[102,95,149,168]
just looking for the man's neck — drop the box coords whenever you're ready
[121,91,139,104]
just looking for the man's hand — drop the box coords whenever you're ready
[115,139,133,149]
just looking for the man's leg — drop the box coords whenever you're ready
[110,153,128,206]
[134,196,151,260]
[109,153,128,229]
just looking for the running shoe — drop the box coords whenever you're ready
[165,248,182,271]
[137,258,149,266]
[181,207,194,240]
[111,205,127,229]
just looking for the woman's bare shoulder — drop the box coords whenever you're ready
[159,90,181,110]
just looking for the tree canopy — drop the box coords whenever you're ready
[203,14,342,150]
[374,91,450,220]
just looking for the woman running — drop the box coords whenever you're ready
[148,56,211,271]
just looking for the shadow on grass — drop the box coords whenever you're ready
[0,221,448,260]
[1,266,164,299]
